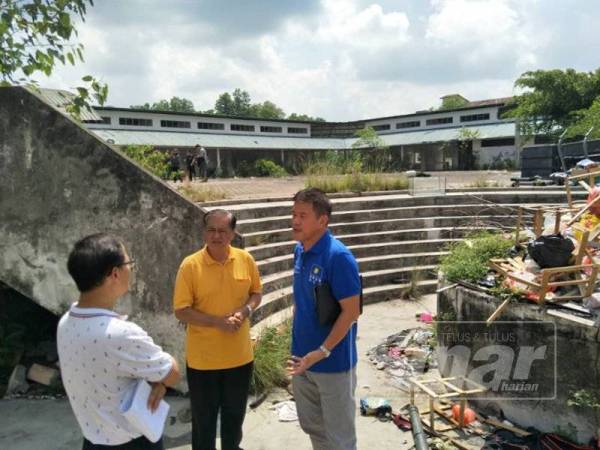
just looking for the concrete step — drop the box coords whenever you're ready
[257,250,447,278]
[250,238,457,263]
[218,191,582,220]
[260,263,439,296]
[251,286,294,326]
[362,279,438,304]
[250,305,293,339]
[246,226,499,258]
[361,265,438,288]
[243,215,526,247]
[251,278,438,328]
[237,203,545,233]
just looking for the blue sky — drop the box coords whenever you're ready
[39,0,600,121]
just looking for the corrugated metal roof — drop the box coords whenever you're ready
[90,129,347,150]
[364,122,517,147]
[89,122,515,150]
[37,88,103,122]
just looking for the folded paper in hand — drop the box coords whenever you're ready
[120,379,170,443]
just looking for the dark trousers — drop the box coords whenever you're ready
[82,436,163,450]
[187,362,253,450]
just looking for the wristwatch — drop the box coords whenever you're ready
[319,345,331,358]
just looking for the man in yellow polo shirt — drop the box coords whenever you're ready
[173,209,262,450]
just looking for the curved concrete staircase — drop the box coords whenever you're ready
[205,189,583,334]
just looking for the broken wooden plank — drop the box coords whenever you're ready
[486,299,510,325]
[484,418,532,437]
[567,194,600,226]
[547,309,596,326]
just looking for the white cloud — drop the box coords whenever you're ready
[32,0,600,121]
[317,0,410,48]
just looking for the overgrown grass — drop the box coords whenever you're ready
[440,232,513,282]
[176,185,229,202]
[306,172,408,193]
[251,320,292,394]
[467,177,503,188]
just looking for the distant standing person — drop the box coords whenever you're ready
[194,145,209,182]
[169,150,183,182]
[288,188,361,450]
[57,233,181,450]
[186,151,195,182]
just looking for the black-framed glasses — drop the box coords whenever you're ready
[118,260,135,267]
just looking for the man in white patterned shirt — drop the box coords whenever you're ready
[57,234,180,450]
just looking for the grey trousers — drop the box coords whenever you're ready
[292,368,357,450]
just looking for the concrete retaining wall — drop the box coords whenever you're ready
[0,87,205,366]
[438,284,600,443]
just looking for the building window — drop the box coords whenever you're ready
[160,120,191,128]
[425,117,453,126]
[101,116,111,125]
[372,124,391,131]
[260,126,283,133]
[231,124,255,132]
[481,138,515,147]
[119,117,153,126]
[396,121,420,129]
[460,113,490,122]
[198,122,225,130]
[288,127,308,134]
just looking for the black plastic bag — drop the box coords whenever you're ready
[527,234,574,268]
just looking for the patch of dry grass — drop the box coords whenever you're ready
[176,185,229,202]
[306,172,408,193]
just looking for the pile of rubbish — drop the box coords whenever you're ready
[468,167,600,324]
[366,326,437,391]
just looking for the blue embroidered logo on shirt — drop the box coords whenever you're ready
[308,264,324,285]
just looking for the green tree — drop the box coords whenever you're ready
[214,92,234,115]
[568,96,600,139]
[250,100,285,119]
[439,94,469,110]
[504,68,600,136]
[352,126,390,172]
[131,96,195,113]
[287,113,326,122]
[120,145,171,179]
[0,0,108,118]
[231,88,251,116]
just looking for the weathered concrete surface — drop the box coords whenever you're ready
[438,285,599,443]
[0,87,204,366]
[0,295,438,450]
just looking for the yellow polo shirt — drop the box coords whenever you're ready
[173,246,262,370]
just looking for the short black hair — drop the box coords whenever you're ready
[293,188,332,218]
[203,209,237,230]
[67,233,126,292]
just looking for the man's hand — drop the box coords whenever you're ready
[147,382,167,412]
[215,315,242,333]
[230,305,250,322]
[287,350,326,376]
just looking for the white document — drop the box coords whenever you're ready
[120,379,170,443]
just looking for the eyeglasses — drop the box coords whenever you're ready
[205,228,231,234]
[117,260,135,267]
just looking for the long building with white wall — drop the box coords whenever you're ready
[42,89,523,174]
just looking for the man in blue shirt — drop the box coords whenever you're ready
[288,188,361,450]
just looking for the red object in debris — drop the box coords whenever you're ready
[419,312,433,323]
[451,404,476,425]
[587,187,600,217]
